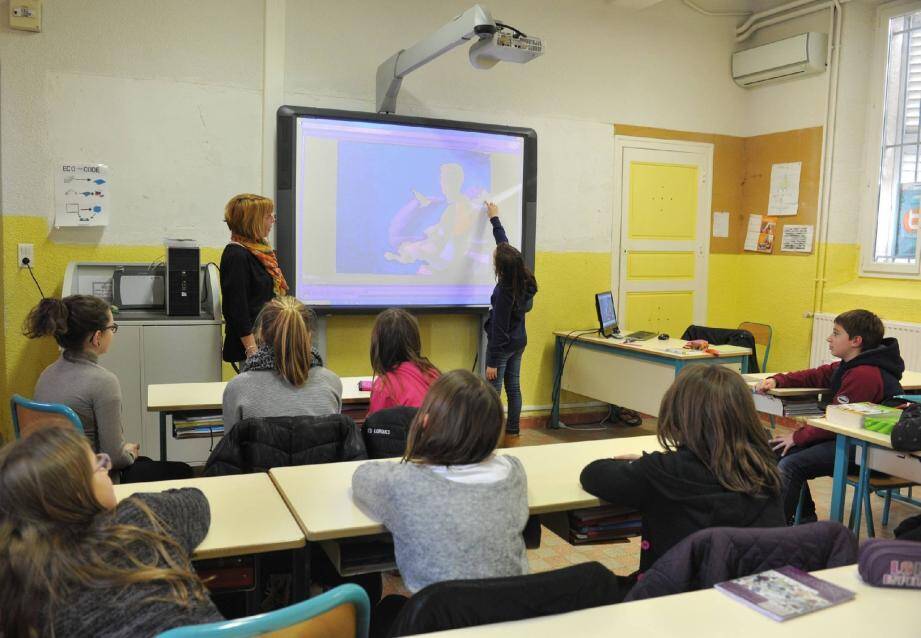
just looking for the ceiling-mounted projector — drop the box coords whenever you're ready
[376,5,544,113]
[469,29,544,69]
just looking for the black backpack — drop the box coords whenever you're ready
[892,403,921,452]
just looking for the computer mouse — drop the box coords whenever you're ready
[657,333,669,340]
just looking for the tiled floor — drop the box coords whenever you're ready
[383,415,920,596]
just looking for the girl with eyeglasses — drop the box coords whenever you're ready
[0,426,222,637]
[25,295,193,483]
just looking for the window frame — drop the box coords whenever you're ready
[861,0,921,277]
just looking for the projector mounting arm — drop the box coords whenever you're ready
[375,5,497,114]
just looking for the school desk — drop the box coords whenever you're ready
[550,331,751,426]
[745,371,921,417]
[408,565,916,638]
[804,417,921,525]
[147,376,371,462]
[268,436,662,575]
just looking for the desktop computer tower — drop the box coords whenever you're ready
[166,241,200,316]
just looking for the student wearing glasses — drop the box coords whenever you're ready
[25,295,192,483]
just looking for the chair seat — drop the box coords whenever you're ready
[847,473,916,489]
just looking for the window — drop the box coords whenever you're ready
[868,4,921,274]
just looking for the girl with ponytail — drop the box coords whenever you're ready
[25,295,192,483]
[221,296,342,428]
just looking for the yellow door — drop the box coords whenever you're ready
[615,139,712,337]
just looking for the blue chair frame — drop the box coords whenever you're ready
[157,583,370,638]
[10,394,84,439]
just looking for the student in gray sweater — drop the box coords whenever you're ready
[352,369,529,629]
[222,296,342,429]
[26,295,191,483]
[0,427,222,638]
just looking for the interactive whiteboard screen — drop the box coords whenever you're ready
[276,108,536,309]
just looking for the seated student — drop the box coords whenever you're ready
[26,295,192,483]
[222,296,342,428]
[581,365,784,579]
[368,308,440,416]
[0,426,221,637]
[352,369,529,593]
[757,308,904,523]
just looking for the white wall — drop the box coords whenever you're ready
[0,0,264,246]
[1,0,754,254]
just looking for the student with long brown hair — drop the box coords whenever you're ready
[368,308,440,416]
[26,295,192,483]
[222,295,341,428]
[484,202,537,436]
[0,426,221,637]
[352,369,529,594]
[220,193,288,366]
[580,365,784,576]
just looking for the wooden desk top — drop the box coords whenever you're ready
[113,474,305,559]
[269,436,663,541]
[745,370,921,396]
[411,566,916,637]
[553,331,750,360]
[805,418,921,459]
[147,375,372,412]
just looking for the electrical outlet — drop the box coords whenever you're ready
[10,0,42,32]
[18,243,34,268]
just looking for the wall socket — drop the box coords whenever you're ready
[18,243,35,268]
[10,0,42,32]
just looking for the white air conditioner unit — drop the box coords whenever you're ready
[731,32,827,88]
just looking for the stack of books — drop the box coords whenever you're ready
[568,504,642,545]
[780,397,823,417]
[173,413,224,439]
[825,402,902,433]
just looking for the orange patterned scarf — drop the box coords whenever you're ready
[231,234,289,296]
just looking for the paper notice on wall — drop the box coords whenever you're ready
[712,211,730,238]
[768,162,801,216]
[744,214,776,253]
[780,224,814,253]
[54,162,110,228]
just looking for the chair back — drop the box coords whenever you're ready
[157,583,369,638]
[10,394,84,439]
[388,561,624,637]
[738,322,773,371]
[624,521,856,602]
[362,406,416,459]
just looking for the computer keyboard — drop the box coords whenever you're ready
[624,330,657,341]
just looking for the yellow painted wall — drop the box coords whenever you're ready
[1,215,611,440]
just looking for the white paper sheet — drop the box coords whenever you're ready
[768,162,801,216]
[54,162,110,227]
[780,224,814,253]
[712,211,730,238]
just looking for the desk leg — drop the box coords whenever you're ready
[291,545,310,602]
[549,336,564,429]
[159,412,168,462]
[742,354,750,374]
[851,441,872,538]
[829,434,849,522]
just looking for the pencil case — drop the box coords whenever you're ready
[858,538,921,589]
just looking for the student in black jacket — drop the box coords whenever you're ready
[220,193,288,365]
[484,202,538,436]
[580,365,785,576]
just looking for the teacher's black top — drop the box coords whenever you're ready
[220,243,275,363]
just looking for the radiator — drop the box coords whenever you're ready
[811,313,921,370]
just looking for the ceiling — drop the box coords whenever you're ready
[607,0,830,11]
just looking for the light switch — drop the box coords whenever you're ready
[10,0,42,33]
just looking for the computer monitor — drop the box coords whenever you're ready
[595,291,619,337]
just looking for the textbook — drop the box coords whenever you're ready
[825,402,901,430]
[715,566,855,622]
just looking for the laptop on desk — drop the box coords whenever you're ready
[594,291,656,341]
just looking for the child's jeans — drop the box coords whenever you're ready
[488,348,524,433]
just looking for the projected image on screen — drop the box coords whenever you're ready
[293,117,526,307]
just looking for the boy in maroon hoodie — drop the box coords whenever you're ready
[756,309,904,523]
